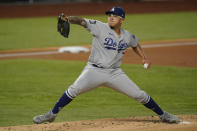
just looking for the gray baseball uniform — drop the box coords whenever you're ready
[66,19,150,104]
[33,7,180,124]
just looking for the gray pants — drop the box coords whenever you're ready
[66,64,150,104]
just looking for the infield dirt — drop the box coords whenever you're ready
[1,39,197,68]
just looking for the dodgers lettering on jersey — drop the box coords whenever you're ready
[84,18,138,69]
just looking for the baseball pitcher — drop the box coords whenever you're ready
[33,7,180,124]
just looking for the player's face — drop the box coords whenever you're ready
[108,14,124,28]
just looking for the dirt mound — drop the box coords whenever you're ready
[0,115,196,131]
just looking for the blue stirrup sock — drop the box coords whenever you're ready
[52,93,163,116]
[144,97,164,116]
[52,92,73,114]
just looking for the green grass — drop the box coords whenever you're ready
[0,11,197,50]
[0,59,197,126]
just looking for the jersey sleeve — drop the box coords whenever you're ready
[128,33,138,48]
[84,18,102,36]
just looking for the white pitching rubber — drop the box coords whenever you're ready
[180,121,191,125]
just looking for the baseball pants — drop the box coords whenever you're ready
[66,63,150,104]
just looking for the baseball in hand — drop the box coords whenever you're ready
[144,63,149,69]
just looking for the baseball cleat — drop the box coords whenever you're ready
[33,111,57,124]
[159,112,180,124]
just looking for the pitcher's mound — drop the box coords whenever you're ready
[1,115,197,131]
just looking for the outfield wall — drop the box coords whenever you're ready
[0,1,197,18]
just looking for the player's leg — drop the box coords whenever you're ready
[51,67,108,114]
[106,69,150,103]
[106,69,180,123]
[33,65,108,124]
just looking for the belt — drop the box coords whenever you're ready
[92,64,104,68]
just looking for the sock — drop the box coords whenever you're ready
[52,92,73,114]
[144,97,164,116]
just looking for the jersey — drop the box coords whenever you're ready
[84,18,138,69]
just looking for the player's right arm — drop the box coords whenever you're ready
[62,16,87,28]
[132,44,151,68]
[128,33,151,69]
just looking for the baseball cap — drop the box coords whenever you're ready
[105,6,125,18]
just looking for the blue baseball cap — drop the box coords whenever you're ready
[105,6,125,18]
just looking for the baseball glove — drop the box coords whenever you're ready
[57,13,70,38]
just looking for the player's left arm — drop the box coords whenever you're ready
[61,15,100,36]
[62,16,87,28]
[132,44,151,69]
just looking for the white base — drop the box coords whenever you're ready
[58,46,89,54]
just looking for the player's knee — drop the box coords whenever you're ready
[133,91,149,104]
[66,85,80,98]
